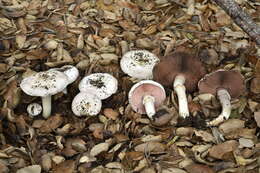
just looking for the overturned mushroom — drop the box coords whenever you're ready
[71,91,102,116]
[79,73,118,100]
[198,70,245,126]
[129,80,166,119]
[20,70,69,118]
[120,50,159,79]
[27,103,42,117]
[153,51,206,119]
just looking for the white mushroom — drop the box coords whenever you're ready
[71,91,102,116]
[27,103,42,117]
[49,65,79,94]
[79,73,118,100]
[20,70,69,119]
[120,50,159,79]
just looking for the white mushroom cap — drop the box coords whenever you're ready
[20,70,69,97]
[120,50,159,79]
[49,65,79,84]
[79,73,118,100]
[27,103,42,117]
[72,91,102,116]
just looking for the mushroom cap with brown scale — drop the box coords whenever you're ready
[153,51,206,92]
[198,70,245,98]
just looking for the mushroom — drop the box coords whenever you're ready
[20,70,69,119]
[128,80,166,119]
[71,91,102,116]
[49,65,79,94]
[79,73,118,100]
[198,70,245,126]
[153,51,206,119]
[120,50,159,79]
[27,103,42,117]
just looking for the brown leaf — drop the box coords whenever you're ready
[3,80,21,109]
[185,163,215,173]
[135,142,166,153]
[103,108,119,120]
[40,114,64,133]
[254,111,260,127]
[0,63,9,73]
[250,77,260,94]
[26,49,49,60]
[209,140,238,160]
[53,160,75,173]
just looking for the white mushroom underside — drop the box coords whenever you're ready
[128,80,166,119]
[173,75,190,119]
[207,89,231,126]
[79,73,118,100]
[120,50,159,79]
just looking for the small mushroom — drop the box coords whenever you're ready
[153,51,206,119]
[71,91,102,116]
[128,80,166,119]
[120,50,159,79]
[79,73,118,100]
[27,103,42,117]
[198,70,245,126]
[20,70,69,118]
[49,65,79,94]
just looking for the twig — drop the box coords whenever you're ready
[212,0,260,45]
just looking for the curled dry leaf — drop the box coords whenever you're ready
[209,140,239,160]
[52,160,75,173]
[40,114,64,133]
[134,142,166,153]
[185,163,215,173]
[90,142,110,157]
[17,165,41,173]
[218,119,245,134]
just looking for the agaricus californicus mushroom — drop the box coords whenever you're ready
[153,51,206,119]
[20,70,69,119]
[120,50,159,79]
[27,103,42,117]
[128,80,166,119]
[71,91,102,116]
[79,73,118,100]
[49,65,79,93]
[198,70,245,126]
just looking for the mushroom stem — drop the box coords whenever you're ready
[42,96,52,119]
[174,75,189,118]
[142,95,156,119]
[207,89,231,126]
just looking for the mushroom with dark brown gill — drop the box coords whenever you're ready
[198,70,245,126]
[153,51,206,119]
[128,80,166,119]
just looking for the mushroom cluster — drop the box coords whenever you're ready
[20,70,70,118]
[20,65,79,119]
[71,73,118,117]
[153,50,206,119]
[20,48,246,128]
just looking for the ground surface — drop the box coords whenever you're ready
[0,0,260,172]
